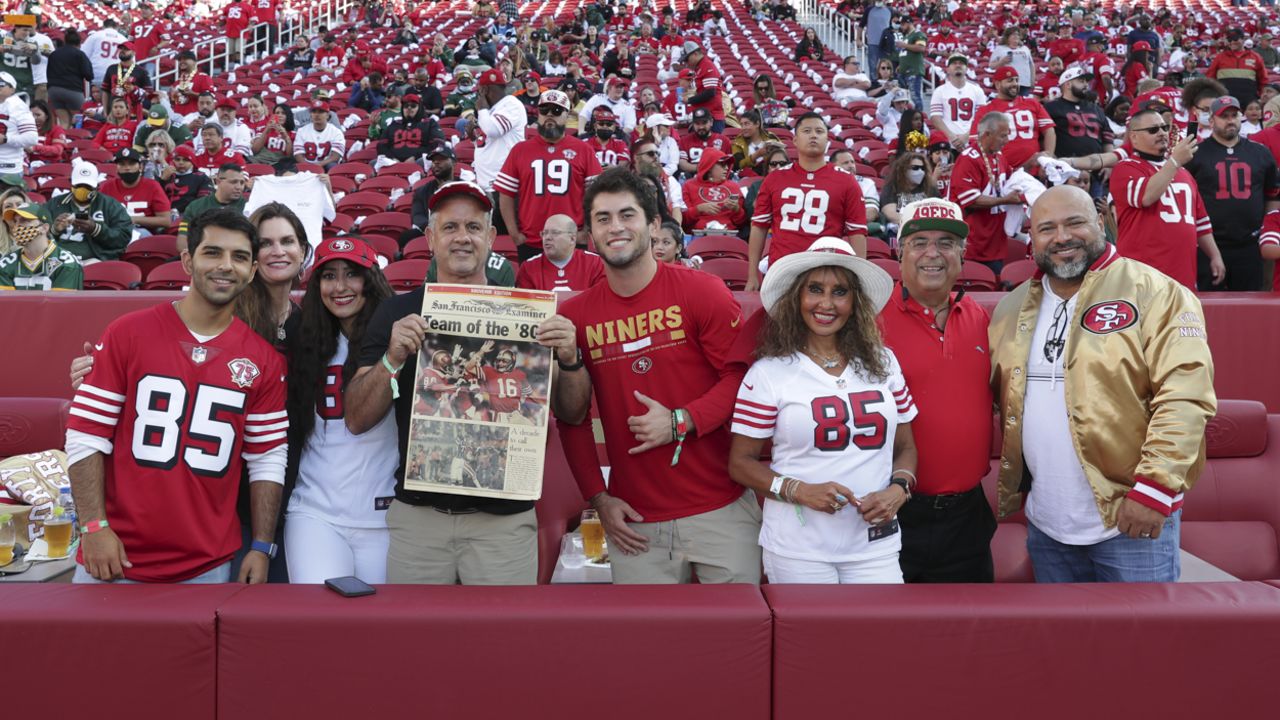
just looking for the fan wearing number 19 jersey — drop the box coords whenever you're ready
[969,74,1055,169]
[65,302,287,582]
[494,133,602,251]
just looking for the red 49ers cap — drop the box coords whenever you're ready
[993,66,1019,82]
[314,236,376,270]
[427,180,493,212]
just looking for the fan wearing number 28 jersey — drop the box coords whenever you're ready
[1110,156,1212,290]
[751,163,867,263]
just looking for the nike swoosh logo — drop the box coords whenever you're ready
[731,316,741,327]
[94,343,104,351]
[743,383,754,391]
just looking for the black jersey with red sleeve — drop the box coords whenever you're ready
[66,303,287,582]
[1181,136,1280,247]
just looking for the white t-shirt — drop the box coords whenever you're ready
[83,28,129,85]
[293,123,346,162]
[833,71,870,104]
[991,45,1035,87]
[243,172,337,251]
[929,80,988,137]
[733,351,918,563]
[288,334,399,528]
[1022,278,1119,545]
[30,32,54,86]
[473,94,528,192]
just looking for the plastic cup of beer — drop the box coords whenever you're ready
[0,513,14,566]
[43,507,73,559]
[580,509,605,562]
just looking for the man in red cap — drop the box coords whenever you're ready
[1208,29,1267,108]
[213,97,254,157]
[587,107,631,167]
[293,100,345,168]
[495,89,602,260]
[473,66,528,198]
[682,41,724,133]
[970,65,1056,170]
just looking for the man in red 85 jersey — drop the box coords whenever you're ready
[746,112,867,291]
[495,90,602,261]
[293,100,346,167]
[65,209,287,584]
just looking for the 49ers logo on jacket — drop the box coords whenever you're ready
[228,358,261,388]
[1081,300,1138,334]
[699,185,731,203]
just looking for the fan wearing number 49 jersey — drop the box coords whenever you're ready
[747,113,867,290]
[65,210,287,584]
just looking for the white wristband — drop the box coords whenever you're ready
[769,476,785,496]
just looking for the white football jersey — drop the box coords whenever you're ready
[293,123,347,163]
[289,335,398,528]
[732,351,917,563]
[473,94,528,192]
[929,80,988,137]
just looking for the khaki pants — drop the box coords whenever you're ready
[385,501,537,585]
[611,490,763,584]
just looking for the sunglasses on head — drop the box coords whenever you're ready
[540,106,567,116]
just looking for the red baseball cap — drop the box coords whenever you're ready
[592,106,617,121]
[310,100,330,112]
[524,70,541,84]
[993,66,1019,82]
[479,68,507,86]
[402,93,421,104]
[314,237,376,270]
[1132,40,1152,51]
[216,97,238,109]
[678,68,695,80]
[174,145,196,160]
[427,180,493,212]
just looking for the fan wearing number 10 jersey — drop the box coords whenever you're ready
[747,113,867,291]
[65,210,288,583]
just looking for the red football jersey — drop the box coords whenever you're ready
[99,177,173,218]
[1119,61,1149,98]
[251,0,277,23]
[67,303,287,582]
[1083,51,1116,100]
[662,95,691,125]
[691,56,723,120]
[1032,73,1062,100]
[949,146,1012,262]
[1045,37,1086,65]
[930,35,962,58]
[1110,157,1210,289]
[170,72,214,116]
[515,249,606,292]
[194,147,248,173]
[971,97,1053,168]
[493,135,602,246]
[224,2,250,38]
[677,131,730,165]
[315,47,344,72]
[479,366,531,414]
[1260,211,1280,292]
[93,121,140,155]
[751,163,868,262]
[589,136,631,166]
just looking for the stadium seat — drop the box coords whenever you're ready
[361,175,410,194]
[688,235,749,261]
[359,234,401,263]
[382,259,430,291]
[392,192,415,213]
[865,236,893,260]
[144,262,191,290]
[359,212,411,239]
[954,262,998,292]
[871,258,901,281]
[402,236,433,260]
[1006,237,1031,263]
[0,396,69,457]
[999,259,1038,290]
[492,234,519,263]
[122,235,180,278]
[329,162,376,182]
[243,163,276,176]
[336,191,390,216]
[376,161,423,179]
[347,146,379,163]
[700,258,749,290]
[82,260,142,290]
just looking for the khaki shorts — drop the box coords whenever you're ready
[611,490,763,585]
[385,501,537,585]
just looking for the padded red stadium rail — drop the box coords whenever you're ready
[765,582,1280,720]
[0,584,247,720]
[215,584,772,720]
[4,291,1279,410]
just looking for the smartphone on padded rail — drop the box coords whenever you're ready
[325,576,376,597]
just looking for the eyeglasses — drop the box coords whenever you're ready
[636,150,659,158]
[540,106,567,117]
[1043,301,1070,364]
[903,237,961,253]
[769,160,790,168]
[1131,124,1169,135]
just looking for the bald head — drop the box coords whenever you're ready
[1029,185,1106,286]
[541,214,579,262]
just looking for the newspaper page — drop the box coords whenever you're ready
[403,284,557,501]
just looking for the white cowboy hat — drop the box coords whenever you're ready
[760,237,894,317]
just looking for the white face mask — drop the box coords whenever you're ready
[907,168,926,184]
[1197,111,1211,126]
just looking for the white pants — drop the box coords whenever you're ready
[763,549,904,584]
[284,511,390,584]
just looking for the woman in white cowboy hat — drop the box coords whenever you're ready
[728,237,920,584]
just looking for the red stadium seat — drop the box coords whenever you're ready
[700,257,749,290]
[329,162,376,182]
[336,191,390,216]
[144,262,191,290]
[382,259,430,291]
[122,235,180,278]
[361,175,410,194]
[359,212,411,239]
[328,175,358,194]
[326,213,356,233]
[954,262,998,292]
[688,235,748,261]
[348,145,379,163]
[77,146,114,164]
[392,192,415,213]
[492,235,519,262]
[243,163,276,176]
[402,236,432,260]
[0,396,69,457]
[871,258,901,281]
[376,161,424,179]
[82,260,142,290]
[865,236,893,260]
[1000,259,1038,290]
[1006,237,1031,262]
[359,234,401,263]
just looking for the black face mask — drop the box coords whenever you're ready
[119,171,141,184]
[595,127,614,140]
[120,55,134,64]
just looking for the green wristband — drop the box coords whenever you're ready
[381,353,403,400]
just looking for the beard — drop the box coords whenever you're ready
[1033,235,1106,282]
[538,121,565,141]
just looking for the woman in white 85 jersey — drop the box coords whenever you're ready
[729,238,919,584]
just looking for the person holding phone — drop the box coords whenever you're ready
[45,161,133,262]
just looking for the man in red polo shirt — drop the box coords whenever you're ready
[879,199,995,583]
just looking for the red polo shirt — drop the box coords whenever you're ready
[878,284,993,495]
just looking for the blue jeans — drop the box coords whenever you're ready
[898,72,924,112]
[1026,510,1181,583]
[73,561,232,584]
[867,44,882,72]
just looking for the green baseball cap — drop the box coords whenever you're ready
[4,203,51,224]
[146,105,169,126]
[0,173,26,189]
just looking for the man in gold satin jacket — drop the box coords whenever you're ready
[989,185,1216,582]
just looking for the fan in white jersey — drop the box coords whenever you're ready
[284,237,398,584]
[292,100,346,167]
[929,55,988,145]
[729,238,919,585]
[472,67,529,193]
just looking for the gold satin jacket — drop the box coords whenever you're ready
[988,245,1216,526]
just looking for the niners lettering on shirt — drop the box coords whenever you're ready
[751,164,867,262]
[493,135,602,247]
[970,97,1053,168]
[1109,156,1212,289]
[65,303,287,582]
[293,124,346,162]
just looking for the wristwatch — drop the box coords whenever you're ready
[250,540,278,559]
[557,348,584,372]
[888,477,912,501]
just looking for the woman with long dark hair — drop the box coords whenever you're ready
[251,104,296,164]
[729,238,917,584]
[284,236,398,584]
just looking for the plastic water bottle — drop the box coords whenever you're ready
[57,487,77,539]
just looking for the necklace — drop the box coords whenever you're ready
[806,347,842,369]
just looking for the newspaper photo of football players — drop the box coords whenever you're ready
[412,335,550,425]
[406,423,510,492]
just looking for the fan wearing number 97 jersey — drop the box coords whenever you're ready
[65,303,288,582]
[494,133,602,250]
[731,350,917,564]
[1110,156,1212,290]
[750,163,867,265]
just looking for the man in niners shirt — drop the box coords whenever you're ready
[971,66,1056,170]
[515,213,605,292]
[539,167,760,584]
[677,108,730,176]
[746,112,867,291]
